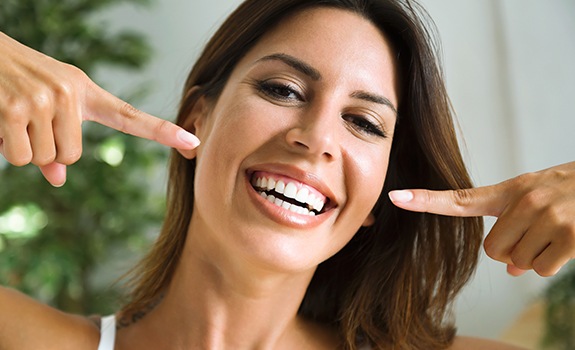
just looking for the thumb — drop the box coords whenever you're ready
[1,141,66,187]
[39,162,67,187]
[507,264,528,277]
[388,184,507,218]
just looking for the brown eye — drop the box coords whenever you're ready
[342,114,386,138]
[256,80,304,102]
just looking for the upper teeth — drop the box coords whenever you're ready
[253,176,326,213]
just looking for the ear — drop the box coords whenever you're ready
[177,87,209,159]
[361,212,375,227]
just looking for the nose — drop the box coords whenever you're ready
[285,108,338,161]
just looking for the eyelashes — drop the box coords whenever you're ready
[342,114,386,138]
[255,80,304,103]
[254,79,387,138]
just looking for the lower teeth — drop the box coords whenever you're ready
[258,191,316,216]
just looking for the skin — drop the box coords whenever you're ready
[0,32,200,187]
[390,161,575,277]
[121,8,397,350]
[0,7,574,350]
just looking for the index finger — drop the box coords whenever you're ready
[388,184,507,217]
[84,82,200,150]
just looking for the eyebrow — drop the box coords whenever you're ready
[256,53,398,115]
[351,91,397,115]
[256,53,322,81]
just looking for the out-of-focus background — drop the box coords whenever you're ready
[0,0,574,348]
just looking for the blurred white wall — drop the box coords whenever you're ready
[96,0,575,340]
[420,0,575,338]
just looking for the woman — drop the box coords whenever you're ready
[0,0,574,349]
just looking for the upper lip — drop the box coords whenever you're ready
[246,163,338,208]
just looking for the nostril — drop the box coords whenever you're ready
[294,140,308,149]
[285,124,337,160]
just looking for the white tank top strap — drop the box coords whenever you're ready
[97,315,116,350]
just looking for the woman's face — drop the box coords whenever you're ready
[188,7,399,273]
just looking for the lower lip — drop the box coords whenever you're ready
[244,176,332,229]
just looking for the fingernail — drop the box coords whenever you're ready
[177,130,201,148]
[52,180,66,188]
[389,190,413,203]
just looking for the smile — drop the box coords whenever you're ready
[250,172,329,217]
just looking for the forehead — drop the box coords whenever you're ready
[236,7,399,103]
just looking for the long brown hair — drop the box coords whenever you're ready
[121,1,483,349]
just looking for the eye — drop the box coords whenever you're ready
[256,80,304,103]
[342,114,386,138]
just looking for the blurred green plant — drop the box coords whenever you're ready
[0,0,166,315]
[542,264,575,349]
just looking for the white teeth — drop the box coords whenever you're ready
[253,175,328,214]
[267,178,276,191]
[313,198,324,212]
[275,180,285,195]
[295,187,309,204]
[284,182,298,199]
[305,193,316,208]
[257,191,316,217]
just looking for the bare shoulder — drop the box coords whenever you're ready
[0,286,100,350]
[450,336,527,350]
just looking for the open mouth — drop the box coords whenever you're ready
[250,173,331,217]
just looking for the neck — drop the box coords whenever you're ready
[119,223,325,350]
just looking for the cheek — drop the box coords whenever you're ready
[194,97,286,186]
[211,97,285,147]
[198,103,258,162]
[346,144,390,212]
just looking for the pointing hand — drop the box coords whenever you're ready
[0,32,200,187]
[389,162,575,277]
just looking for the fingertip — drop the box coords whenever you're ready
[40,163,67,187]
[51,180,66,188]
[506,264,528,277]
[388,190,414,204]
[176,129,201,149]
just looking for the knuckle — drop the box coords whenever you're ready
[32,152,56,167]
[52,80,75,103]
[2,99,29,124]
[518,189,546,211]
[452,189,473,209]
[56,148,82,165]
[53,65,88,100]
[63,63,87,79]
[483,238,502,261]
[510,251,532,270]
[7,153,32,167]
[119,102,140,122]
[154,119,170,141]
[532,260,557,277]
[542,205,566,227]
[513,172,537,189]
[549,169,569,182]
[30,88,54,114]
[558,224,575,247]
